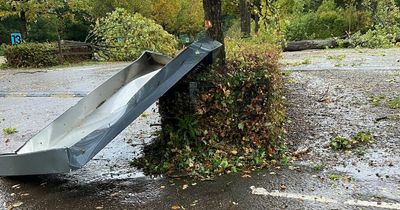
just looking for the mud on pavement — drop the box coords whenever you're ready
[0,49,400,209]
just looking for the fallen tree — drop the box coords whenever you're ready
[284,33,400,52]
[284,39,338,51]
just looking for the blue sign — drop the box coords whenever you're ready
[179,34,190,44]
[11,32,22,45]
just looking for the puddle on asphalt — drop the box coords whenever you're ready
[335,149,400,181]
[0,103,161,209]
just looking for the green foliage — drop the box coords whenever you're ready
[368,94,386,106]
[0,16,23,45]
[175,0,204,36]
[313,162,325,171]
[3,127,17,135]
[349,28,395,48]
[4,43,61,68]
[151,0,181,33]
[90,8,177,61]
[0,44,5,56]
[28,16,59,42]
[62,18,91,42]
[0,0,92,41]
[364,0,400,32]
[280,0,399,43]
[87,0,139,20]
[165,115,202,148]
[330,135,353,150]
[368,95,400,108]
[387,97,400,109]
[135,39,284,178]
[87,0,204,36]
[329,174,341,181]
[151,0,204,36]
[330,131,373,151]
[284,0,358,41]
[225,20,242,39]
[352,131,374,144]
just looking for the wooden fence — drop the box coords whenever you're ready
[57,40,94,61]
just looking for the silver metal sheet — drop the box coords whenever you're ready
[0,39,222,176]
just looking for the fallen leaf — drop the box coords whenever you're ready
[267,146,275,155]
[250,186,268,195]
[95,207,104,210]
[343,176,351,184]
[171,205,181,210]
[190,200,199,207]
[8,202,23,210]
[110,192,119,197]
[293,147,310,157]
[241,174,251,178]
[318,97,332,103]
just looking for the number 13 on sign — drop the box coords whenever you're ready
[11,33,22,45]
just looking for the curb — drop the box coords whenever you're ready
[0,91,88,98]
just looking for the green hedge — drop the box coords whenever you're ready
[135,39,285,177]
[4,43,61,68]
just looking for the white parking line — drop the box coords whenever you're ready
[250,186,400,209]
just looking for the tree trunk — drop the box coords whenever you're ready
[240,0,251,37]
[284,39,339,51]
[20,10,28,40]
[254,15,260,34]
[203,0,225,64]
[252,0,261,34]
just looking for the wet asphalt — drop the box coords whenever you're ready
[0,48,400,210]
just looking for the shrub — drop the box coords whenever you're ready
[28,16,59,42]
[284,0,372,41]
[284,11,349,41]
[0,44,5,56]
[134,39,285,177]
[4,43,61,68]
[90,8,178,61]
